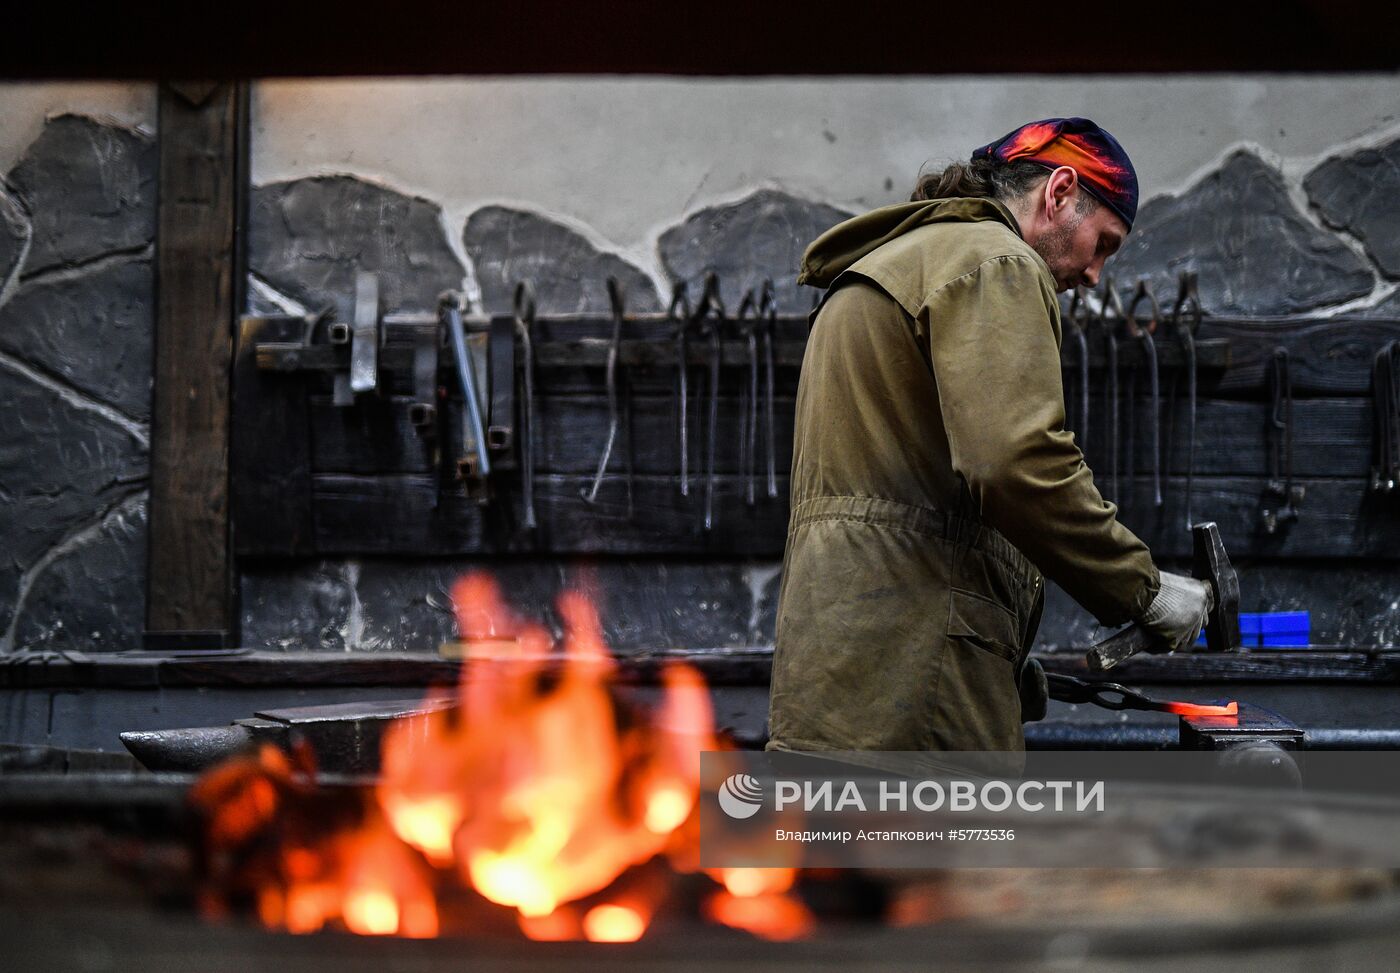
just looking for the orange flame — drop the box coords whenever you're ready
[192,571,810,941]
[703,889,815,941]
[378,577,711,932]
[189,741,440,938]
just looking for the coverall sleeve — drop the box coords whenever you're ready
[924,254,1159,626]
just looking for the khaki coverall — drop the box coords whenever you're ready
[767,197,1159,753]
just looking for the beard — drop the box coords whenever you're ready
[1031,209,1086,291]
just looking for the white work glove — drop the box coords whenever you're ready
[1139,570,1214,653]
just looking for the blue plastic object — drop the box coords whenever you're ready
[1194,611,1310,649]
[1257,611,1310,648]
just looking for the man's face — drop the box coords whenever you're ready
[1032,193,1127,292]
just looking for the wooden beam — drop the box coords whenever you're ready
[146,82,248,649]
[1200,317,1400,396]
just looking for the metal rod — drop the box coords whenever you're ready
[760,279,779,499]
[1145,335,1161,506]
[737,290,759,506]
[1127,280,1163,508]
[669,283,692,498]
[695,273,725,531]
[443,297,490,480]
[514,282,537,530]
[582,277,626,506]
[1067,287,1091,452]
[1173,271,1201,529]
[1074,325,1090,449]
[1100,279,1124,502]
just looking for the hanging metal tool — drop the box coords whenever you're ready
[1119,289,1140,495]
[1126,280,1163,508]
[693,272,725,531]
[1262,347,1304,533]
[441,292,491,502]
[735,289,760,506]
[323,274,381,406]
[1097,277,1125,502]
[758,278,780,499]
[1370,340,1400,494]
[1047,671,1237,718]
[1066,286,1092,452]
[582,277,634,517]
[1170,271,1202,529]
[668,282,693,498]
[349,271,381,396]
[513,282,538,530]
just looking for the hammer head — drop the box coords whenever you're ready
[1191,522,1241,653]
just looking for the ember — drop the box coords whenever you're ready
[189,572,808,941]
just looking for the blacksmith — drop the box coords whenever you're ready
[767,118,1211,752]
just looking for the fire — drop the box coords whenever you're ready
[715,866,796,897]
[702,867,814,940]
[583,903,647,942]
[380,580,704,925]
[190,571,809,941]
[704,889,816,941]
[189,742,441,938]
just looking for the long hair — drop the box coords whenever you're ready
[910,157,1049,203]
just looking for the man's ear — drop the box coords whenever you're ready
[1043,166,1080,221]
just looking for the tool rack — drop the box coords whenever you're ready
[232,272,1400,561]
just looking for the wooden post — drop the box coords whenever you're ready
[146,81,248,649]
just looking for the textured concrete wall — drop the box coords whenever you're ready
[4,77,1400,654]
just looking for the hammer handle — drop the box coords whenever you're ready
[1087,624,1157,672]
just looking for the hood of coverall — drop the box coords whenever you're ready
[796,196,1024,289]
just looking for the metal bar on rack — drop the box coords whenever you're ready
[514,282,538,529]
[442,295,491,488]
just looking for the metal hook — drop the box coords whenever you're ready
[1170,271,1202,529]
[1066,285,1092,452]
[693,272,725,531]
[758,278,780,499]
[1262,347,1303,533]
[582,277,632,516]
[513,281,538,530]
[668,281,693,498]
[1097,277,1125,501]
[1127,280,1163,507]
[736,289,760,506]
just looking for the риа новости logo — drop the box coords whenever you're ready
[717,773,764,819]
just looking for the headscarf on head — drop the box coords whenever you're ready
[973,117,1138,230]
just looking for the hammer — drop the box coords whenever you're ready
[1086,521,1241,671]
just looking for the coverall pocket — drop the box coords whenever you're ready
[946,588,1021,663]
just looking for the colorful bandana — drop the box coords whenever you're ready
[972,117,1138,230]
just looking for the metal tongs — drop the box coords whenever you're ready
[1047,671,1237,717]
